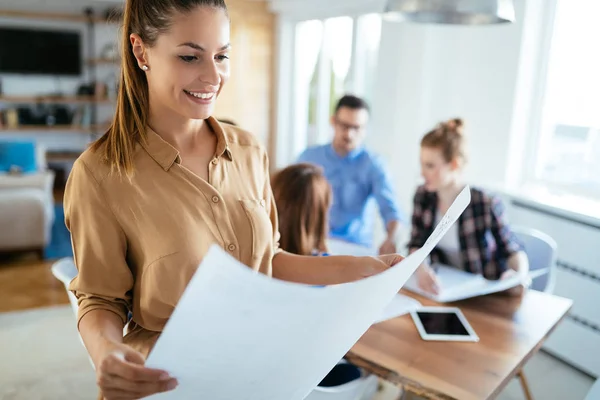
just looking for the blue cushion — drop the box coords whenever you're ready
[0,141,37,173]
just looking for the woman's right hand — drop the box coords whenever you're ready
[416,264,440,295]
[97,342,178,400]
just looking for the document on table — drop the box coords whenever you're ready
[326,239,376,257]
[144,186,472,400]
[404,263,530,303]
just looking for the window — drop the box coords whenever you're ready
[532,0,600,199]
[290,14,382,158]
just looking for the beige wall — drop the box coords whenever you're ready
[214,0,276,160]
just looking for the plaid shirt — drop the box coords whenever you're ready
[408,185,523,280]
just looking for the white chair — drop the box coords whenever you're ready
[51,257,79,317]
[512,226,558,293]
[51,257,98,369]
[304,360,379,400]
[510,226,558,400]
[585,379,600,400]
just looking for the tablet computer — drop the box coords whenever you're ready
[410,307,479,342]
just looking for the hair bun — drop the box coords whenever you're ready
[444,118,464,136]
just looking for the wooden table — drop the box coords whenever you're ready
[346,290,573,400]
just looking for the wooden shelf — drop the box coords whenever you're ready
[0,9,88,22]
[0,9,119,24]
[87,58,119,66]
[0,125,107,133]
[47,150,84,163]
[0,96,112,105]
[93,17,121,24]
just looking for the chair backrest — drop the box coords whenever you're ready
[585,379,600,400]
[51,257,79,318]
[511,226,557,293]
[304,374,378,400]
[51,257,98,369]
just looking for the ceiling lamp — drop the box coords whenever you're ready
[383,0,516,25]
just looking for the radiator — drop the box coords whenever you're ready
[503,198,600,378]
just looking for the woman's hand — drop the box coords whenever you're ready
[415,264,440,295]
[499,268,527,297]
[97,342,177,400]
[344,254,405,282]
[377,254,405,269]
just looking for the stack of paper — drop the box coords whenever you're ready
[404,263,528,303]
[144,187,472,400]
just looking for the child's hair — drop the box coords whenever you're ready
[271,163,332,256]
[421,118,467,163]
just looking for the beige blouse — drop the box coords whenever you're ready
[65,117,280,356]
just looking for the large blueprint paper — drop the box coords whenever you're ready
[145,187,472,400]
[374,293,421,324]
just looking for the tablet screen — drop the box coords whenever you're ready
[415,311,470,336]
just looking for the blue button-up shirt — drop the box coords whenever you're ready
[297,144,404,247]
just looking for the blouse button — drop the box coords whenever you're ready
[212,196,219,203]
[228,244,237,251]
[260,199,266,207]
[211,158,218,165]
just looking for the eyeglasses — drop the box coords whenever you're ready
[334,118,364,132]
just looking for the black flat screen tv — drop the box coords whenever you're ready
[0,27,82,76]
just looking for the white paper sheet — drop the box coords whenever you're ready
[326,241,421,323]
[144,186,472,400]
[374,294,421,324]
[404,263,529,303]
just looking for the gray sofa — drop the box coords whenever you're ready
[0,146,55,256]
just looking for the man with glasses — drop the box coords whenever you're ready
[297,95,404,255]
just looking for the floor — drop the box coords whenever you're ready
[0,253,68,313]
[0,305,97,400]
[0,187,70,315]
[0,252,596,400]
[371,350,595,400]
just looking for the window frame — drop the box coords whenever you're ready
[272,11,382,169]
[522,0,600,201]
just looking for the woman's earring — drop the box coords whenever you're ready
[141,65,149,71]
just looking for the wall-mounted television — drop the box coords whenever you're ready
[0,27,82,76]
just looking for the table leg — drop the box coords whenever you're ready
[518,370,534,400]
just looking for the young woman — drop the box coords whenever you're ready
[64,1,403,399]
[271,163,332,256]
[408,118,528,296]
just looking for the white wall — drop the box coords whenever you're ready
[366,0,529,216]
[499,193,600,377]
[271,0,538,247]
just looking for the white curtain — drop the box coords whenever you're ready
[292,20,324,159]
